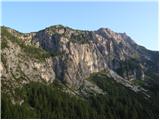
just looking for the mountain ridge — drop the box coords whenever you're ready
[2,24,158,52]
[1,25,159,118]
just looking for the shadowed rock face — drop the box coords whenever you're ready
[32,25,158,87]
[1,25,159,96]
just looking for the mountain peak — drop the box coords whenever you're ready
[1,25,159,119]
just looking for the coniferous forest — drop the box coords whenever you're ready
[2,73,158,119]
[1,1,159,119]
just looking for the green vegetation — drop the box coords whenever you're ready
[1,27,158,119]
[1,36,9,49]
[1,27,9,49]
[142,70,159,116]
[71,32,91,44]
[2,82,94,119]
[115,58,139,77]
[22,45,51,61]
[2,73,158,118]
[132,52,140,59]
[1,27,23,46]
[132,79,145,86]
[88,72,158,119]
[1,27,51,61]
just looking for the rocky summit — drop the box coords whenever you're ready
[1,25,159,119]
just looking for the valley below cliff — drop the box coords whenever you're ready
[1,25,159,118]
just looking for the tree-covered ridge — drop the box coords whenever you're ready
[2,82,93,119]
[2,72,158,118]
[88,72,158,118]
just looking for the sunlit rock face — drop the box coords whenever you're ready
[31,25,158,89]
[1,25,159,95]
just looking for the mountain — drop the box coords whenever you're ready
[1,25,159,118]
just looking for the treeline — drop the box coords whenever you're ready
[1,73,159,118]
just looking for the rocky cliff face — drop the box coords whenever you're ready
[1,25,159,98]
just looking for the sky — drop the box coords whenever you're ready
[1,1,158,50]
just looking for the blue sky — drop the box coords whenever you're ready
[1,1,158,50]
